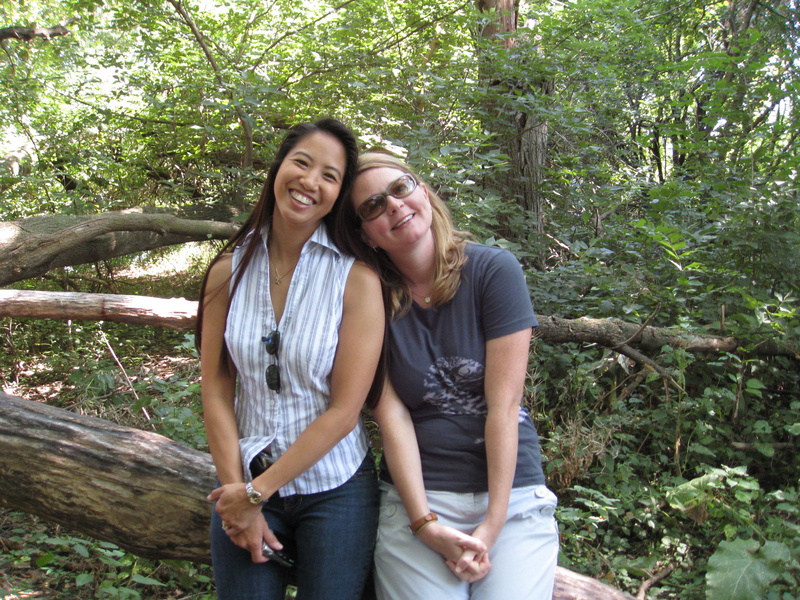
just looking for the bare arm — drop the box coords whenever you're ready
[200,254,241,486]
[471,327,532,550]
[201,256,279,562]
[374,381,488,581]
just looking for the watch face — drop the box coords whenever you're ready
[246,482,262,503]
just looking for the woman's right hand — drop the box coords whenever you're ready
[227,512,283,564]
[415,522,491,582]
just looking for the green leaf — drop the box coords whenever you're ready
[76,573,94,586]
[753,442,775,457]
[35,552,55,567]
[706,539,789,600]
[130,574,165,586]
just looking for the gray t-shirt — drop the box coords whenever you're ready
[383,243,546,493]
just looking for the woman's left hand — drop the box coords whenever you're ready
[446,547,491,583]
[208,483,262,536]
[444,519,502,582]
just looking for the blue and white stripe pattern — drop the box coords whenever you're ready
[224,224,369,496]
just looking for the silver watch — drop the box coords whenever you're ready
[245,482,263,504]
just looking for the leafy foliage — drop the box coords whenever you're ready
[707,539,793,600]
[1,0,799,598]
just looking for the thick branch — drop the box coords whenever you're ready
[0,292,796,359]
[0,21,74,42]
[535,315,797,358]
[0,210,238,286]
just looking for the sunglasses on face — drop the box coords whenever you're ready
[262,330,280,392]
[356,174,417,222]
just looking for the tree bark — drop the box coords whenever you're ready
[0,391,635,599]
[0,290,197,330]
[0,391,215,563]
[0,209,238,287]
[554,567,635,600]
[0,291,795,358]
[0,22,74,42]
[476,0,552,267]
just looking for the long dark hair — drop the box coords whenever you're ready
[196,118,357,352]
[195,118,386,409]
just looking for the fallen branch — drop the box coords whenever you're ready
[0,290,197,330]
[636,564,677,600]
[0,391,636,599]
[0,291,796,359]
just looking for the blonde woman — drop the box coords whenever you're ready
[348,153,558,600]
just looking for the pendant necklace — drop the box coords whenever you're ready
[271,261,297,285]
[270,251,298,285]
[412,290,432,305]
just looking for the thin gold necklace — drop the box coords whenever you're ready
[411,290,432,304]
[271,258,297,285]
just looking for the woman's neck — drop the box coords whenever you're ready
[267,215,317,261]
[388,236,436,290]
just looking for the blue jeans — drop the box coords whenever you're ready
[211,454,379,600]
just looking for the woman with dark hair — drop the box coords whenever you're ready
[349,153,559,600]
[197,119,384,600]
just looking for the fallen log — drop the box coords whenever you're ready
[0,390,215,563]
[0,290,197,330]
[0,290,796,358]
[553,567,636,600]
[0,391,635,599]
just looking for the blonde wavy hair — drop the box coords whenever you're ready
[352,152,472,317]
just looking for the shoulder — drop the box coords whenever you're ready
[201,254,233,309]
[466,242,518,260]
[343,261,384,322]
[205,254,233,290]
[464,243,522,275]
[345,260,381,295]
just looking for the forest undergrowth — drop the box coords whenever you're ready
[1,257,219,600]
[2,250,799,600]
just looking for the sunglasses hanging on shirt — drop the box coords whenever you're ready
[262,330,280,392]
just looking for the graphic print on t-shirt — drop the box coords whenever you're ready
[422,356,533,425]
[422,356,487,416]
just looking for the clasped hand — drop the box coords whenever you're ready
[416,522,491,583]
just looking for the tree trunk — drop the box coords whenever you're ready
[0,209,238,287]
[0,391,215,563]
[476,0,552,267]
[0,391,635,599]
[0,291,795,358]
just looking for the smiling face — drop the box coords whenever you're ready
[272,131,347,232]
[352,166,434,256]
